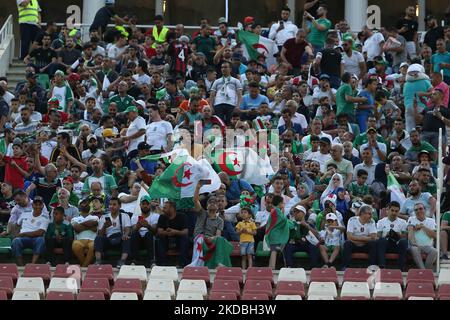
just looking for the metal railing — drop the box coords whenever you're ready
[0,15,14,77]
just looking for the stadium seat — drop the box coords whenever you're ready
[246,267,273,284]
[117,265,147,282]
[406,269,435,288]
[230,241,240,257]
[438,269,450,286]
[85,265,114,284]
[310,268,338,284]
[23,264,51,284]
[340,296,370,300]
[0,276,14,298]
[275,281,305,297]
[210,279,240,298]
[46,292,75,300]
[408,296,434,300]
[307,282,337,298]
[110,292,139,300]
[12,291,41,300]
[176,292,204,300]
[340,282,371,299]
[80,278,111,299]
[439,296,450,300]
[0,238,12,255]
[149,266,178,283]
[243,279,273,298]
[378,269,403,287]
[405,283,436,299]
[343,268,371,283]
[209,292,238,300]
[143,291,172,300]
[0,291,8,300]
[307,295,334,300]
[47,277,79,294]
[15,277,45,298]
[215,267,243,285]
[0,264,18,284]
[241,293,269,300]
[54,264,82,287]
[177,279,208,296]
[438,284,450,299]
[373,296,402,300]
[277,268,307,284]
[112,278,143,299]
[146,279,176,298]
[181,266,210,285]
[77,291,105,300]
[275,295,302,300]
[373,282,403,299]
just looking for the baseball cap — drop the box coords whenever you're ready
[324,194,337,206]
[326,213,338,221]
[140,194,152,203]
[12,137,22,147]
[54,70,65,77]
[367,127,377,134]
[179,35,190,43]
[102,128,116,138]
[67,73,80,82]
[319,137,331,145]
[407,64,424,74]
[310,135,320,142]
[137,142,151,151]
[63,176,74,184]
[33,196,44,203]
[319,74,330,81]
[244,16,255,25]
[125,106,139,113]
[418,150,430,158]
[218,17,227,24]
[400,62,409,69]
[135,100,146,108]
[87,134,97,141]
[351,200,363,213]
[294,205,307,214]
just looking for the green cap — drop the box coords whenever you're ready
[55,70,65,76]
[140,194,152,203]
[156,88,167,101]
[124,106,138,113]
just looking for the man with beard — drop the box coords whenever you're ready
[81,134,106,163]
[82,157,118,198]
[399,180,436,220]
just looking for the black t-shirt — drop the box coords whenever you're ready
[396,18,418,42]
[0,196,15,224]
[424,26,445,53]
[150,56,166,66]
[421,106,450,132]
[58,48,82,65]
[29,47,57,69]
[90,6,116,32]
[319,48,342,77]
[157,212,188,231]
[33,178,62,208]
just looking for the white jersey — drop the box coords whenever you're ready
[376,217,407,238]
[98,213,131,238]
[347,216,377,237]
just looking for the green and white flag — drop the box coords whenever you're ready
[263,207,291,251]
[387,172,406,206]
[236,30,278,68]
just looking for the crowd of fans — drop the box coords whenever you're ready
[1,0,450,271]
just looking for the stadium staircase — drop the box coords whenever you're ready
[5,58,25,92]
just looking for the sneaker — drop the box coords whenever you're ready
[322,264,329,268]
[116,259,126,268]
[441,254,449,260]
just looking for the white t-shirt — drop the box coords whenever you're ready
[82,148,106,161]
[376,217,407,238]
[72,181,84,199]
[359,142,387,165]
[126,116,146,154]
[146,120,173,151]
[98,213,131,238]
[363,32,385,62]
[306,151,332,172]
[211,76,243,107]
[118,193,138,214]
[255,210,270,228]
[14,112,42,124]
[269,21,298,46]
[312,87,337,102]
[342,51,365,76]
[71,214,99,241]
[131,213,160,237]
[277,112,308,130]
[407,216,436,247]
[18,211,49,234]
[41,140,57,161]
[132,73,151,85]
[347,216,377,237]
[107,44,127,61]
[319,227,342,246]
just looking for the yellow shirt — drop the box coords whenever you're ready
[236,220,257,243]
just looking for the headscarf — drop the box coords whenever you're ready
[374,163,388,188]
[320,173,344,206]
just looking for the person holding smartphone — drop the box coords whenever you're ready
[269,6,298,52]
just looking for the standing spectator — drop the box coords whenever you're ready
[314,38,343,89]
[424,15,444,53]
[26,164,61,208]
[281,29,314,76]
[396,6,418,60]
[89,0,128,36]
[385,28,407,72]
[17,0,41,60]
[356,78,378,132]
[353,148,377,185]
[45,206,73,266]
[303,4,332,53]
[0,139,29,190]
[191,25,216,65]
[115,106,146,165]
[240,82,270,120]
[145,105,173,152]
[150,15,170,48]
[360,128,387,164]
[336,72,367,121]
[269,6,298,51]
[342,38,367,81]
[431,39,450,85]
[235,207,257,270]
[362,27,386,69]
[24,33,58,76]
[407,202,437,269]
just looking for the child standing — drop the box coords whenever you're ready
[235,207,257,269]
[319,213,345,268]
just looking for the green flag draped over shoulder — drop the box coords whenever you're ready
[387,172,406,206]
[263,207,291,250]
[202,237,233,269]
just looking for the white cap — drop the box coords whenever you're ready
[400,62,409,69]
[179,35,190,43]
[294,205,307,214]
[325,213,338,221]
[407,63,424,74]
[135,100,146,108]
[324,194,337,206]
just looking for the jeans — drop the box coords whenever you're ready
[422,131,446,150]
[94,235,131,256]
[409,245,437,269]
[155,235,189,267]
[283,241,320,268]
[12,237,46,257]
[19,23,40,60]
[214,104,235,125]
[406,41,417,60]
[329,75,342,90]
[356,112,369,133]
[72,239,95,267]
[341,240,377,269]
[130,231,154,262]
[45,237,73,265]
[376,238,408,271]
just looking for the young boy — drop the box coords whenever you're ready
[235,207,257,269]
[90,196,105,218]
[112,156,128,184]
[347,169,369,200]
[45,206,74,265]
[319,213,344,268]
[0,140,29,190]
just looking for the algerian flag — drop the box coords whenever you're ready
[102,75,110,92]
[236,30,278,68]
[387,172,406,206]
[263,207,291,251]
[140,149,189,164]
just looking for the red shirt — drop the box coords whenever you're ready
[4,156,28,190]
[42,111,69,124]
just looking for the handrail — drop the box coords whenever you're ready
[0,15,14,47]
[0,15,15,77]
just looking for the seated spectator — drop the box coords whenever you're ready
[353,147,377,185]
[440,210,450,260]
[219,172,255,206]
[26,163,61,209]
[45,206,74,266]
[49,186,79,222]
[360,127,387,164]
[319,212,345,268]
[400,180,436,220]
[348,169,369,200]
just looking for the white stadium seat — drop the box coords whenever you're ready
[341,282,371,299]
[373,282,403,299]
[307,282,337,298]
[277,268,307,284]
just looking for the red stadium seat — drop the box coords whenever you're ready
[54,264,82,285]
[181,267,210,285]
[230,242,240,257]
[405,283,436,299]
[241,293,269,300]
[0,276,14,298]
[0,291,8,300]
[246,267,273,284]
[210,280,241,298]
[23,264,51,284]
[85,265,114,285]
[406,269,435,288]
[215,267,244,285]
[112,278,143,299]
[209,292,238,300]
[310,268,338,284]
[77,291,106,300]
[243,280,273,298]
[0,264,18,284]
[379,269,403,287]
[343,268,371,283]
[373,296,402,300]
[275,281,305,297]
[80,278,111,299]
[46,292,75,300]
[438,284,450,299]
[440,296,450,300]
[351,253,369,260]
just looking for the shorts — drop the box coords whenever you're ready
[240,242,254,256]
[270,244,284,252]
[326,245,337,253]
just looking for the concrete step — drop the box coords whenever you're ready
[10,62,26,68]
[7,66,26,74]
[5,75,25,82]
[6,72,26,78]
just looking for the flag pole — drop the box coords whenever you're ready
[437,128,443,274]
[225,0,229,22]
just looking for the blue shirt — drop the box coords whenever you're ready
[130,159,158,175]
[357,90,375,115]
[240,94,270,111]
[226,179,254,201]
[279,123,303,136]
[431,52,450,77]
